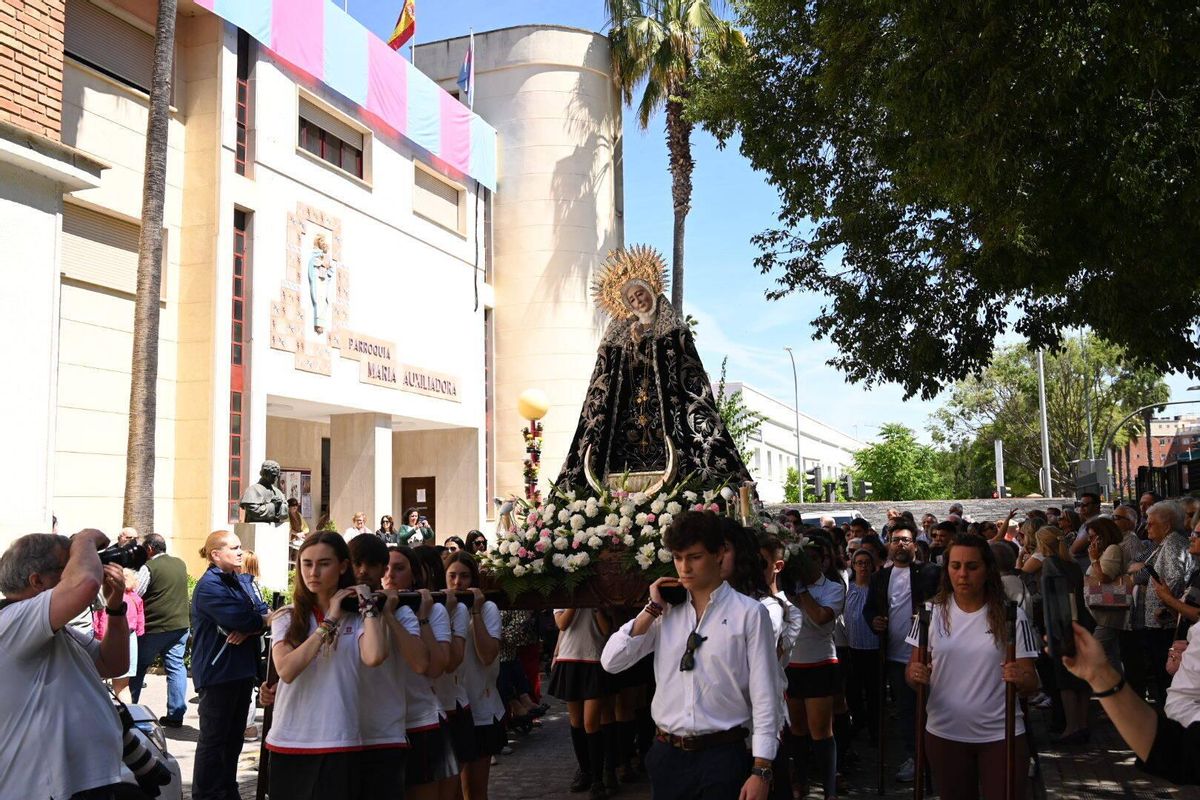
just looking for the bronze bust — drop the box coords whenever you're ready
[240,460,287,524]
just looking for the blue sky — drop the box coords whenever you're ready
[347,0,1199,443]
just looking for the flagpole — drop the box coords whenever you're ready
[468,29,474,111]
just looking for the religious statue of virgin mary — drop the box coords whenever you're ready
[554,245,753,495]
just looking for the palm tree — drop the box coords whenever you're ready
[606,0,743,311]
[123,0,178,532]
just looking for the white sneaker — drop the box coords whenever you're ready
[1031,692,1052,709]
[896,758,915,782]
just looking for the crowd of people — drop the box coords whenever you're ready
[6,491,1200,799]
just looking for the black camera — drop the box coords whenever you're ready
[99,541,149,571]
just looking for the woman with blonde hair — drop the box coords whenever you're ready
[192,530,270,799]
[1019,526,1070,576]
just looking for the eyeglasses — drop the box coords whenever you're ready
[679,631,707,672]
[892,537,913,545]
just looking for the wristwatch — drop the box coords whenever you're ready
[750,765,774,783]
[105,601,128,616]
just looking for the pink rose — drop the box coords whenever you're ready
[708,503,720,513]
[517,548,529,558]
[692,503,705,512]
[610,536,621,545]
[646,514,657,523]
[540,528,552,538]
[534,540,548,553]
[573,541,581,549]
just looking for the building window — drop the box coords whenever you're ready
[65,0,156,95]
[235,29,253,175]
[227,209,251,522]
[298,97,365,179]
[414,164,465,233]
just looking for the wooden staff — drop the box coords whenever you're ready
[256,591,286,800]
[1004,601,1018,800]
[877,624,888,796]
[913,604,932,800]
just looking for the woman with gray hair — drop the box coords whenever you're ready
[1128,500,1192,706]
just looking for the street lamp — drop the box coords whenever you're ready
[784,347,802,499]
[517,389,549,503]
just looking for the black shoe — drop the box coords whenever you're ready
[158,716,184,728]
[604,769,620,794]
[570,769,591,793]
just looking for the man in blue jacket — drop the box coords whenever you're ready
[191,531,269,800]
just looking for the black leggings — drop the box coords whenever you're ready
[924,732,1028,800]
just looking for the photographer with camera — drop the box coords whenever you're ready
[0,529,132,799]
[265,531,388,799]
[191,530,269,800]
[131,532,191,727]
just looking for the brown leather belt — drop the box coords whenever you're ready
[655,726,748,752]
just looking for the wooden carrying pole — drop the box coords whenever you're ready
[256,591,286,800]
[1004,601,1018,800]
[913,604,931,800]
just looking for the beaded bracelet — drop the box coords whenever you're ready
[644,601,663,618]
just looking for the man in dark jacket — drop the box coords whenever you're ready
[862,519,940,782]
[191,531,268,800]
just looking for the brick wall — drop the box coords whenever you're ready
[0,0,66,141]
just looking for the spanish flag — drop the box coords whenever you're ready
[387,0,415,51]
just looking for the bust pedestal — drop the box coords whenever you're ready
[234,521,289,593]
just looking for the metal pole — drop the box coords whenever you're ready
[785,347,803,500]
[1082,331,1095,461]
[1037,349,1053,497]
[994,439,1005,498]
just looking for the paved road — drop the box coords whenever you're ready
[136,672,1199,800]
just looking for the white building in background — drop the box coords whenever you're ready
[721,382,865,503]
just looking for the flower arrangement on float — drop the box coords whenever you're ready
[480,478,744,601]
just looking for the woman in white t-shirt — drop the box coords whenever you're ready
[383,545,459,800]
[785,531,847,800]
[905,533,1040,800]
[265,532,389,800]
[446,552,504,800]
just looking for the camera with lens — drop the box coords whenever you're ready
[339,591,388,614]
[99,541,149,571]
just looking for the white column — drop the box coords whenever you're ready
[330,413,393,531]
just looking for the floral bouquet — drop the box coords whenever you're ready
[480,478,743,601]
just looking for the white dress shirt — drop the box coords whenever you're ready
[601,581,782,760]
[1166,623,1200,727]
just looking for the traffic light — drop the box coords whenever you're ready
[861,480,873,499]
[843,474,854,499]
[805,466,822,502]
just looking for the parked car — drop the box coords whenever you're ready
[800,510,862,529]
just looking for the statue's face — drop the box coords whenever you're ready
[262,466,279,482]
[623,284,654,315]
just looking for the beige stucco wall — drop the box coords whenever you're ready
[264,416,329,528]
[392,428,481,543]
[416,26,624,503]
[53,10,190,541]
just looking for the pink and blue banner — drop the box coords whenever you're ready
[196,0,497,190]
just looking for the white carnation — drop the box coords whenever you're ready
[605,514,620,527]
[570,514,586,531]
[657,548,672,563]
[512,564,527,577]
[525,529,538,541]
[508,556,521,568]
[623,534,635,546]
[575,552,590,567]
[635,513,648,527]
[650,500,666,514]
[666,502,682,516]
[620,503,635,518]
[544,504,557,517]
[558,509,571,524]
[552,553,567,568]
[641,525,656,538]
[630,492,648,505]
[531,559,546,573]
[658,513,673,528]
[587,536,603,549]
[554,537,569,551]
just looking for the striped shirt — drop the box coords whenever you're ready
[844,583,878,650]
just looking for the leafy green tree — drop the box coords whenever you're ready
[690,1,1200,398]
[783,466,800,502]
[713,357,768,463]
[607,0,744,309]
[930,336,1169,495]
[853,423,948,501]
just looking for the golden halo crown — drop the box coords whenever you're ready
[592,245,668,319]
